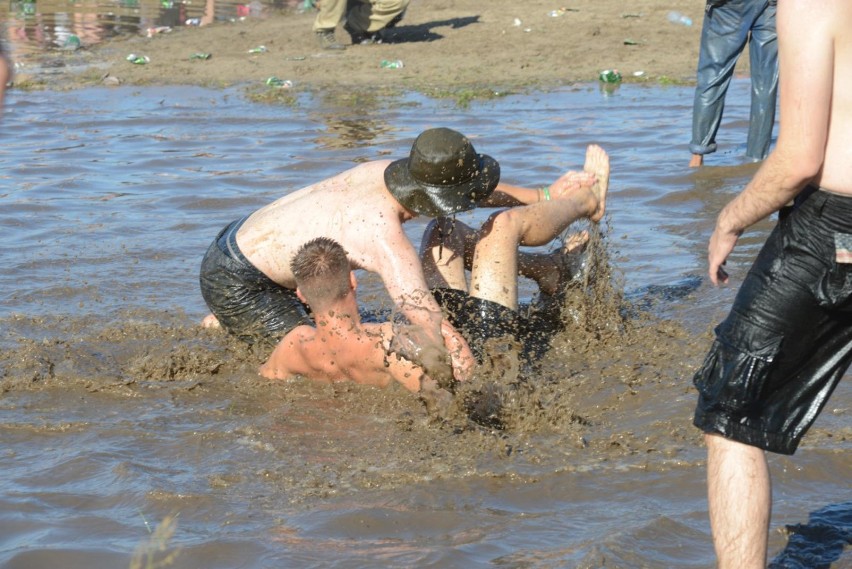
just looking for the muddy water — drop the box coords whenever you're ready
[1,81,850,568]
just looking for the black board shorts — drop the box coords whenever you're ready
[199,217,311,344]
[693,187,852,454]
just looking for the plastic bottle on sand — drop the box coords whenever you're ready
[667,11,693,26]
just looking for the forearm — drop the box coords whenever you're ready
[716,149,813,235]
[482,183,542,207]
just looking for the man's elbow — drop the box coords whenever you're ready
[793,153,824,183]
[773,144,824,186]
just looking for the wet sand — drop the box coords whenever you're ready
[10,0,725,94]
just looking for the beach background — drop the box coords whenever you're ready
[1,0,851,567]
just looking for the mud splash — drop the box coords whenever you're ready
[0,222,710,506]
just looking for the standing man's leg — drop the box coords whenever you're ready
[345,0,409,43]
[689,0,750,167]
[745,1,778,161]
[313,0,347,49]
[706,434,771,569]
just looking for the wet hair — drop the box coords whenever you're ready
[290,237,352,307]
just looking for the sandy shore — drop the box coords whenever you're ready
[11,0,741,96]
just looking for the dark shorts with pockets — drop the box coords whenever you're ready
[199,217,312,344]
[692,187,852,454]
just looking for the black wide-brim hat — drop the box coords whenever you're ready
[384,127,500,217]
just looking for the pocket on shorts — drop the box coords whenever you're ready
[693,322,783,413]
[813,232,852,312]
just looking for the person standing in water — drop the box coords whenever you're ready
[689,0,778,167]
[692,1,852,566]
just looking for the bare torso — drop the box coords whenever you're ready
[260,319,423,393]
[819,2,852,195]
[232,159,460,363]
[236,160,407,287]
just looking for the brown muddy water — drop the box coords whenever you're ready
[1,82,850,568]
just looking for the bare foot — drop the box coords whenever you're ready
[201,314,221,328]
[584,144,610,222]
[689,154,703,168]
[549,170,596,201]
[537,230,590,295]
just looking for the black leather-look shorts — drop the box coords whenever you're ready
[199,217,311,344]
[693,187,852,454]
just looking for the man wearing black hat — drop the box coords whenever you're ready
[200,127,605,383]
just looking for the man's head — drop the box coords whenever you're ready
[291,237,353,308]
[384,127,500,217]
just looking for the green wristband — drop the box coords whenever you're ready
[542,186,551,201]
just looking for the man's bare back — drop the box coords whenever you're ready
[261,317,424,392]
[237,160,412,287]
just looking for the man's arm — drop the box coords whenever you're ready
[481,172,597,208]
[708,0,833,285]
[369,228,475,381]
[482,182,542,207]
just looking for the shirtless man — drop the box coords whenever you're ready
[200,127,600,381]
[258,236,453,394]
[691,1,852,566]
[258,145,609,393]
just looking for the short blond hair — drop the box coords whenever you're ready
[290,237,351,307]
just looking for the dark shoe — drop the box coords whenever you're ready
[315,30,345,50]
[344,22,382,45]
[357,32,382,45]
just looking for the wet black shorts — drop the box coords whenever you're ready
[432,288,563,363]
[693,187,852,455]
[199,217,311,344]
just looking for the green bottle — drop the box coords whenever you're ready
[598,69,622,84]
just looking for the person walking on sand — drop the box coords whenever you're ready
[259,145,609,392]
[689,0,778,167]
[200,127,602,383]
[691,1,852,567]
